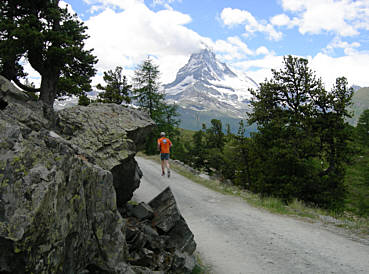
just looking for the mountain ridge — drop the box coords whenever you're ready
[163,48,259,131]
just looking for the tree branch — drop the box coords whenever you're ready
[12,77,39,93]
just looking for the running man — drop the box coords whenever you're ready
[157,132,172,177]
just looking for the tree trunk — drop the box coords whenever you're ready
[39,74,58,108]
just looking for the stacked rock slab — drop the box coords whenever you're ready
[126,187,196,273]
[0,76,154,273]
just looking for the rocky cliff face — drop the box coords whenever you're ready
[0,76,196,273]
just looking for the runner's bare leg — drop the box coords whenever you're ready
[161,160,165,175]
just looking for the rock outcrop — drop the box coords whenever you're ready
[0,75,154,273]
[57,103,153,207]
[0,76,197,273]
[125,187,196,273]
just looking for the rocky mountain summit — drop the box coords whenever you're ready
[164,48,258,130]
[0,76,196,273]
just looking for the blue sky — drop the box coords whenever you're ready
[57,0,369,88]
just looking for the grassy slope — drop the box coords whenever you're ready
[177,107,257,135]
[344,146,369,216]
[177,128,197,143]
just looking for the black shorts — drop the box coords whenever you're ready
[160,153,170,160]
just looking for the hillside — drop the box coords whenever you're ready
[347,87,369,125]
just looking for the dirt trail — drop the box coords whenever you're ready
[133,157,369,274]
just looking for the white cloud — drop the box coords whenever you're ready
[64,0,369,91]
[84,2,205,84]
[84,0,144,11]
[232,54,285,84]
[220,7,257,26]
[310,52,369,88]
[280,0,306,12]
[223,36,253,55]
[228,50,369,89]
[21,58,41,88]
[280,0,369,37]
[220,8,283,41]
[324,37,361,55]
[270,13,300,29]
[209,36,260,62]
[256,46,270,56]
[152,0,182,9]
[270,14,291,27]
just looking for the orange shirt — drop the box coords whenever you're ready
[157,137,172,153]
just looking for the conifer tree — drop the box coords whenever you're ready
[205,119,225,150]
[133,57,164,119]
[96,66,132,105]
[247,55,353,209]
[78,94,91,106]
[0,0,97,108]
[132,57,179,154]
[356,109,369,146]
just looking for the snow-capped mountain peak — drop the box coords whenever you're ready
[163,48,258,118]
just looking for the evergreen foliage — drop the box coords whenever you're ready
[133,57,163,119]
[356,109,369,146]
[96,66,132,105]
[0,0,97,108]
[173,56,355,210]
[245,56,353,209]
[132,57,180,154]
[205,119,225,151]
[78,93,91,106]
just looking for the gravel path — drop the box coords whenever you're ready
[133,157,369,274]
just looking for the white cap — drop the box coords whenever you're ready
[160,132,165,136]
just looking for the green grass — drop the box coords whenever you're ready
[191,252,212,274]
[177,127,196,143]
[138,152,369,237]
[344,145,369,217]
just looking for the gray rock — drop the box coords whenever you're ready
[148,187,181,233]
[142,224,159,237]
[56,103,155,205]
[148,188,196,253]
[167,217,197,254]
[0,123,130,272]
[131,266,164,274]
[131,202,154,220]
[0,76,196,274]
[0,76,154,273]
[0,75,53,131]
[126,187,197,273]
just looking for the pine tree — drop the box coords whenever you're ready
[233,120,253,188]
[133,57,164,119]
[132,57,179,154]
[78,94,91,106]
[247,56,353,209]
[356,109,369,147]
[96,66,132,105]
[205,119,225,150]
[0,0,97,108]
[190,129,206,169]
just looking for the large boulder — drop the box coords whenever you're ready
[0,76,154,273]
[57,103,154,206]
